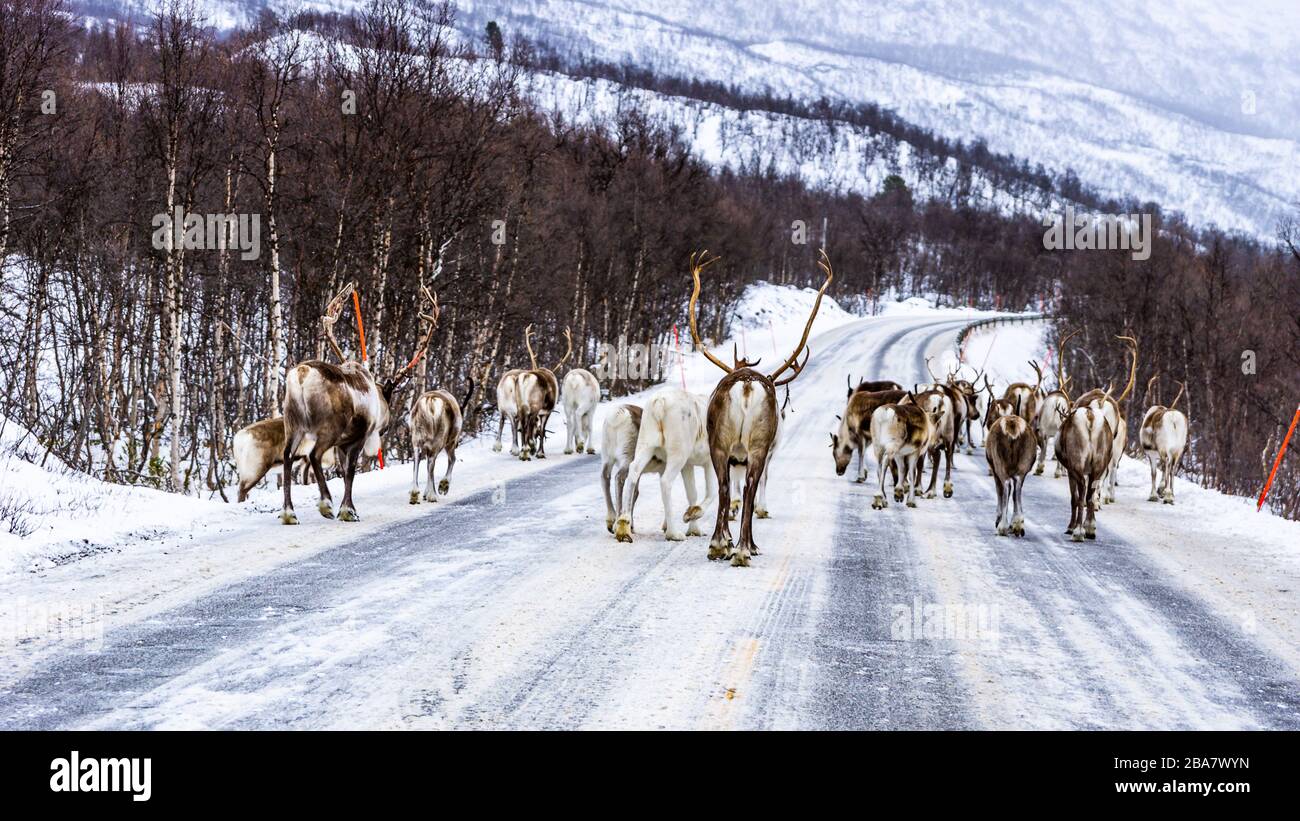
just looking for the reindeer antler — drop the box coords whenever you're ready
[1029,360,1044,391]
[555,327,574,372]
[687,250,733,374]
[925,356,941,383]
[1170,381,1185,411]
[1144,373,1160,406]
[319,281,356,362]
[769,249,833,383]
[524,324,538,370]
[1115,335,1138,404]
[387,286,440,390]
[1056,328,1080,394]
[773,347,809,387]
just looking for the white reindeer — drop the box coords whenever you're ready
[612,389,717,543]
[1140,380,1188,504]
[561,329,600,455]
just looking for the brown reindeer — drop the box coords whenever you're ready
[280,282,438,524]
[831,388,907,482]
[690,249,831,566]
[903,383,957,498]
[1002,361,1044,424]
[407,379,472,504]
[869,402,943,509]
[846,376,904,398]
[516,324,570,461]
[1072,335,1137,504]
[1055,389,1116,541]
[233,417,337,502]
[985,415,1038,536]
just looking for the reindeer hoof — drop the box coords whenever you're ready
[537,453,547,460]
[1071,531,1085,542]
[730,552,751,568]
[409,491,420,505]
[664,530,686,542]
[576,441,585,451]
[1162,497,1174,505]
[280,510,299,525]
[854,476,865,484]
[438,480,449,494]
[906,500,918,508]
[924,491,936,500]
[997,527,1010,537]
[943,484,953,498]
[318,501,335,519]
[605,517,615,534]
[1085,530,1096,540]
[1034,466,1044,476]
[423,491,438,502]
[613,519,633,543]
[338,507,359,522]
[893,490,905,502]
[564,448,574,455]
[492,443,503,452]
[755,508,770,519]
[586,448,596,455]
[683,505,703,522]
[872,496,887,510]
[1148,494,1160,502]
[1012,521,1025,537]
[687,522,703,537]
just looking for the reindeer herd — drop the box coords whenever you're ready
[230,254,1189,566]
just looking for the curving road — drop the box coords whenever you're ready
[2,314,1297,729]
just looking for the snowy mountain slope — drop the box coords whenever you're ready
[75,0,1300,235]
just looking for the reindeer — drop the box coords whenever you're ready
[690,250,830,567]
[1002,361,1044,424]
[493,369,524,455]
[612,389,718,542]
[904,381,957,498]
[1033,329,1079,477]
[1055,393,1115,541]
[1072,335,1137,504]
[1140,379,1188,504]
[280,282,438,524]
[846,376,904,398]
[831,388,908,482]
[559,329,600,455]
[729,393,791,520]
[985,414,1038,536]
[516,325,570,461]
[407,379,472,504]
[947,369,986,454]
[869,402,943,510]
[233,417,337,503]
[600,404,646,533]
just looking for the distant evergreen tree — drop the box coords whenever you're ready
[485,21,504,60]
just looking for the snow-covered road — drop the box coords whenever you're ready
[2,312,1297,729]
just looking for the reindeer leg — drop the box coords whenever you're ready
[424,447,440,501]
[1084,476,1098,539]
[309,443,334,520]
[336,445,361,521]
[943,440,955,497]
[755,462,771,519]
[536,411,551,458]
[660,455,689,541]
[923,448,939,499]
[509,414,520,456]
[905,454,920,507]
[681,465,704,536]
[994,476,1009,535]
[872,445,890,509]
[439,442,456,496]
[602,462,617,533]
[1145,450,1160,501]
[584,410,597,454]
[614,452,652,542]
[1011,476,1027,536]
[733,452,767,566]
[410,450,423,504]
[1164,449,1182,504]
[727,466,742,520]
[280,436,303,525]
[564,407,576,455]
[1066,472,1081,538]
[708,449,733,559]
[1034,435,1046,475]
[494,412,505,453]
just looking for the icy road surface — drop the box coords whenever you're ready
[2,313,1298,729]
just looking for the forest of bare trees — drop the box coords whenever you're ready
[0,0,1297,518]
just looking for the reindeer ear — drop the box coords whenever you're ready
[835,414,841,421]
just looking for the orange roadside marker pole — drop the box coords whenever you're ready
[1258,404,1300,512]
